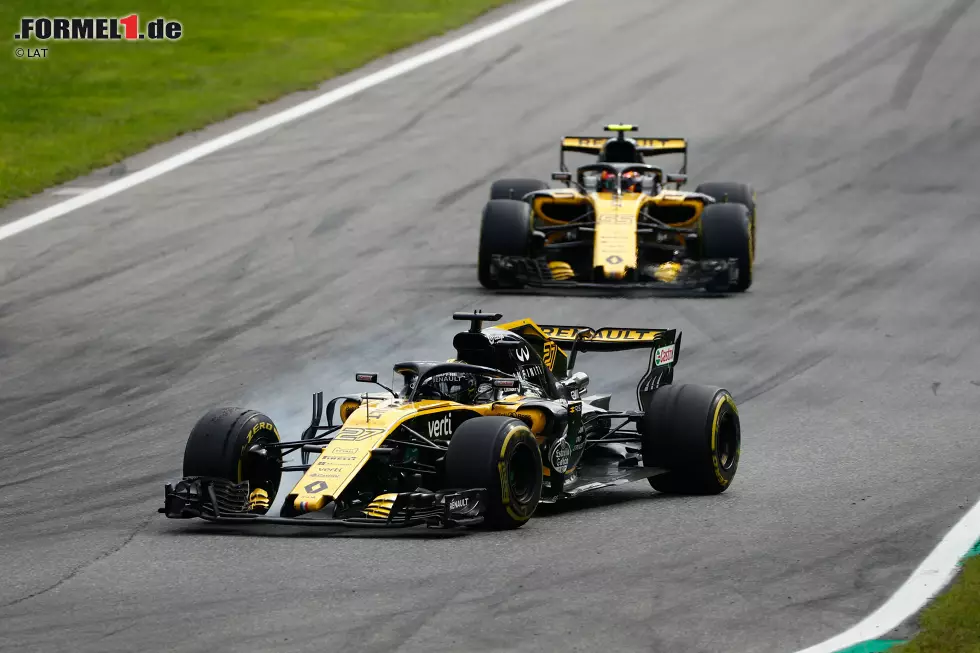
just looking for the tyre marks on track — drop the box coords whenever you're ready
[891,0,978,109]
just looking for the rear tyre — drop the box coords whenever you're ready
[445,416,542,529]
[182,407,282,514]
[478,199,532,289]
[640,384,741,494]
[699,203,752,292]
[489,178,549,201]
[695,181,757,260]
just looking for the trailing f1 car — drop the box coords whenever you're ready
[479,124,757,292]
[161,311,741,531]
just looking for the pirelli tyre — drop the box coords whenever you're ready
[489,178,549,201]
[699,202,753,292]
[445,416,542,529]
[478,199,532,289]
[695,181,757,260]
[639,384,741,494]
[182,407,282,514]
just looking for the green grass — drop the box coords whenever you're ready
[0,0,514,207]
[894,555,980,653]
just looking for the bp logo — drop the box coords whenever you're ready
[550,438,571,474]
[542,340,558,370]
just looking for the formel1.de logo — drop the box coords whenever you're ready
[14,15,183,41]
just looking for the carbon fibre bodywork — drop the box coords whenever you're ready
[480,124,754,292]
[160,312,720,531]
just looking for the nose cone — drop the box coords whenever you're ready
[591,196,639,278]
[601,263,628,280]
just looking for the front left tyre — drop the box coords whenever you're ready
[445,416,543,529]
[182,407,282,514]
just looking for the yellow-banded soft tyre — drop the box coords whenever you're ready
[639,385,741,495]
[445,416,542,529]
[182,407,282,514]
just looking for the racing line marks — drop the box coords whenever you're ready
[434,138,556,210]
[890,0,978,109]
[736,350,831,404]
[298,46,522,186]
[698,27,923,181]
[794,494,980,653]
[0,514,154,609]
[0,0,578,244]
[807,21,908,83]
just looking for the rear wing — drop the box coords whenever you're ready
[490,314,681,408]
[537,324,679,357]
[559,133,688,176]
[560,137,688,156]
[536,324,682,409]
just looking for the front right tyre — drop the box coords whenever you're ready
[489,178,549,201]
[478,199,533,289]
[182,407,282,514]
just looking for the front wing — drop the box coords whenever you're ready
[489,256,739,290]
[160,477,488,529]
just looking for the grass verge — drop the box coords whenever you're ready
[894,553,980,653]
[0,0,514,208]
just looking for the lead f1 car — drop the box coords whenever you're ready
[160,311,741,530]
[478,124,757,292]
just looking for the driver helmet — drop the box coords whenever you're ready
[622,170,643,193]
[599,170,618,192]
[415,372,479,404]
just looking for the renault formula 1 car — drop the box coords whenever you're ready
[160,311,741,531]
[478,124,757,292]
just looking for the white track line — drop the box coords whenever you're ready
[0,0,577,244]
[794,494,980,653]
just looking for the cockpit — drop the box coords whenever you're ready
[576,163,665,195]
[391,363,508,405]
[387,325,559,406]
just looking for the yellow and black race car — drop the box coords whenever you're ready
[161,311,741,531]
[478,124,757,292]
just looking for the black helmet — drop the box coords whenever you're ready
[453,328,552,393]
[414,371,482,403]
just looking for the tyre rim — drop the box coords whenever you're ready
[507,443,537,504]
[716,412,739,471]
[242,433,280,495]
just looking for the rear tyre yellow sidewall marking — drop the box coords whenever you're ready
[710,394,737,487]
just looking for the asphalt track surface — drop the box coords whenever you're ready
[2,1,980,651]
